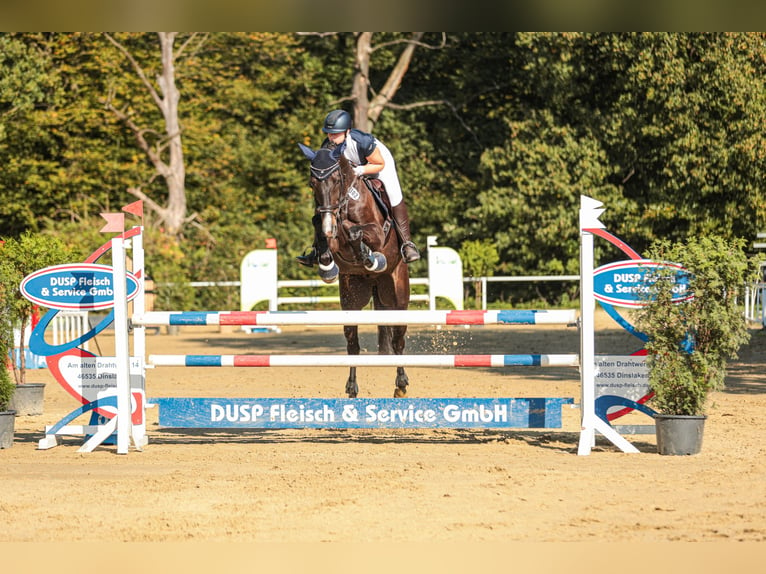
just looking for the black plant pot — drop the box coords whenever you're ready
[654,413,706,455]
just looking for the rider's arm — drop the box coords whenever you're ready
[357,147,385,176]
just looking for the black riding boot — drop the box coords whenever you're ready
[296,214,325,267]
[391,202,420,263]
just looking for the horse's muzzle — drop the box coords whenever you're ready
[321,212,337,239]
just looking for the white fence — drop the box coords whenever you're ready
[745,281,766,327]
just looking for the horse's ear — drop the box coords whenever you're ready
[298,142,316,160]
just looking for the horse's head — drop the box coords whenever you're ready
[299,143,354,239]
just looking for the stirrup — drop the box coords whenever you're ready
[401,241,420,264]
[296,248,318,267]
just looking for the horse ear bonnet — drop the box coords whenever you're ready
[298,142,316,160]
[310,148,341,180]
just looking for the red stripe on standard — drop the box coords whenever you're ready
[219,311,263,325]
[445,310,487,325]
[233,355,271,366]
[454,355,492,367]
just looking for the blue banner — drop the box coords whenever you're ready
[152,397,574,429]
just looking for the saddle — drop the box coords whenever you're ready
[361,177,393,236]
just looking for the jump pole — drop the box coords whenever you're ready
[134,309,577,327]
[148,353,579,368]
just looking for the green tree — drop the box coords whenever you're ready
[459,239,499,308]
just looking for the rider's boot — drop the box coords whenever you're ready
[296,214,323,267]
[296,248,318,267]
[391,202,420,263]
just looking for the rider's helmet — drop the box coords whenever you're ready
[322,110,352,133]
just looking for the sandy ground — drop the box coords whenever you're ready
[1,309,765,563]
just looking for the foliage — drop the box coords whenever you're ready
[459,239,499,278]
[0,232,74,384]
[633,236,757,415]
[459,239,500,309]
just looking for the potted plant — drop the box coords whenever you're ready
[0,231,73,416]
[633,235,757,455]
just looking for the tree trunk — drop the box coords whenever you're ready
[104,32,188,237]
[157,32,186,236]
[352,33,423,132]
[352,33,372,131]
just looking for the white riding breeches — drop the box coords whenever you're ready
[373,143,403,207]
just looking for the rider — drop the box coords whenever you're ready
[297,109,421,266]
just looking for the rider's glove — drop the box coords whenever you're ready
[353,166,365,177]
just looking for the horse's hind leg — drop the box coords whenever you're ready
[344,325,360,398]
[379,325,409,397]
[393,367,409,398]
[345,367,358,398]
[341,275,371,398]
[391,325,409,397]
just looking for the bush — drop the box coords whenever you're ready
[0,231,74,384]
[634,236,756,415]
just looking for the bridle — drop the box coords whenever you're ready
[311,151,352,238]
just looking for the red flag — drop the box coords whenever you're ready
[265,238,277,249]
[99,212,125,233]
[122,200,144,218]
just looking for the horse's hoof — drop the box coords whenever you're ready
[364,252,387,272]
[393,387,407,398]
[319,261,339,283]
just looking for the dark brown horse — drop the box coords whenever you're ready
[299,143,410,398]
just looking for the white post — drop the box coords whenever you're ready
[578,225,597,455]
[132,229,145,364]
[427,236,438,311]
[577,196,639,455]
[112,237,132,454]
[130,228,147,449]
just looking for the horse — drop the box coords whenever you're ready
[298,142,410,398]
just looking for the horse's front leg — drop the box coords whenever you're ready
[350,226,387,272]
[316,213,339,283]
[344,325,360,398]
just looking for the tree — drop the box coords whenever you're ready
[103,32,200,237]
[299,33,451,130]
[459,239,499,308]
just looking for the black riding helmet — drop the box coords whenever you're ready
[322,109,352,133]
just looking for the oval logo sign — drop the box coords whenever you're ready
[593,259,692,308]
[20,263,139,310]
